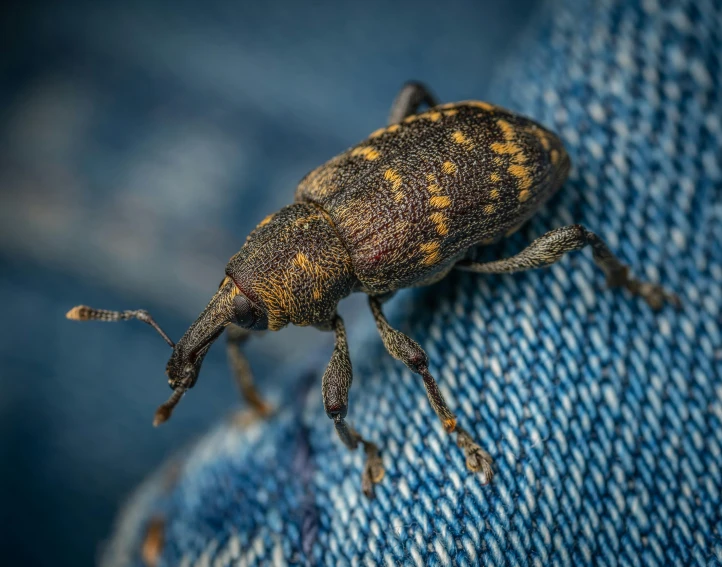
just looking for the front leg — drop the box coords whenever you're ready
[226,324,272,417]
[322,314,384,498]
[368,296,494,484]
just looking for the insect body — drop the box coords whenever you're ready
[68,82,678,497]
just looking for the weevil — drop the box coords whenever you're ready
[67,82,678,497]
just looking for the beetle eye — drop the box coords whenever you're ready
[232,294,256,328]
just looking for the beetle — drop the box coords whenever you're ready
[67,82,678,497]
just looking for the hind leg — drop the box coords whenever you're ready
[457,224,679,310]
[388,81,438,125]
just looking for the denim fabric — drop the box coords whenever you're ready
[101,0,722,565]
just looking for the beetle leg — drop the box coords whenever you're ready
[456,224,680,310]
[368,296,495,484]
[226,324,273,417]
[322,314,384,498]
[388,81,439,125]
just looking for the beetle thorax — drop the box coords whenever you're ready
[226,203,356,330]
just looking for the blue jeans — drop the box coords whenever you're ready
[101,0,722,565]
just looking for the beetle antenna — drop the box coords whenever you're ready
[153,386,186,426]
[66,305,175,348]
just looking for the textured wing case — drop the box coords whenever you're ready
[296,102,570,294]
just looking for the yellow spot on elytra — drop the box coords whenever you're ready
[369,127,386,138]
[387,124,400,133]
[493,157,504,166]
[443,109,458,117]
[484,204,496,215]
[438,102,456,109]
[430,195,451,208]
[451,130,475,151]
[442,161,457,175]
[490,188,500,199]
[313,289,322,300]
[494,118,534,197]
[350,146,380,161]
[532,128,551,150]
[497,119,515,138]
[429,212,448,235]
[419,241,441,265]
[426,173,436,182]
[551,149,560,165]
[490,172,501,183]
[508,164,533,190]
[384,168,404,202]
[258,214,274,227]
[467,101,495,111]
[405,110,445,123]
[491,141,524,156]
[427,183,442,194]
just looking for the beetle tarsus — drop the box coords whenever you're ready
[332,414,383,498]
[361,440,385,498]
[456,426,494,483]
[604,265,681,310]
[369,296,494,484]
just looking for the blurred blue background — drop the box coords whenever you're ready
[0,0,538,564]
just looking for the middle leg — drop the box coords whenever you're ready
[322,314,384,498]
[368,296,494,483]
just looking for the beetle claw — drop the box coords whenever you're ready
[456,426,494,484]
[637,282,681,311]
[605,266,680,311]
[360,440,384,499]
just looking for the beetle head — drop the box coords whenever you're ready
[66,270,265,425]
[165,276,264,390]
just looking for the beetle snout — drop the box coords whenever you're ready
[167,362,199,390]
[165,346,202,390]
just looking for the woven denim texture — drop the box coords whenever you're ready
[102,0,722,565]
